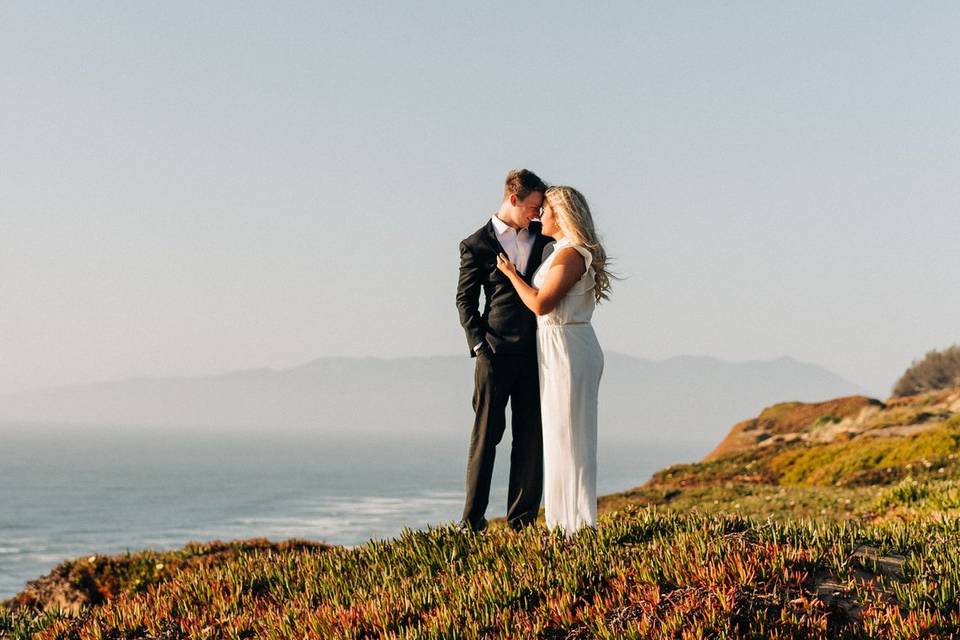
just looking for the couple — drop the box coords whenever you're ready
[456,169,612,536]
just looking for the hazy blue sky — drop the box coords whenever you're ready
[2,1,958,397]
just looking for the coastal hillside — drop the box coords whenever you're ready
[600,386,960,522]
[5,387,960,639]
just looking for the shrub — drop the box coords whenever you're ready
[894,345,960,397]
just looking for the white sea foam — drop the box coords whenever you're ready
[24,554,66,563]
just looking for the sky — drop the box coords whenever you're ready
[2,1,959,398]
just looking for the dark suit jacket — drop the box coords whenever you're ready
[456,219,554,357]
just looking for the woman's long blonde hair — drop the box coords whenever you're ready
[545,186,613,302]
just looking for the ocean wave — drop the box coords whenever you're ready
[22,553,67,563]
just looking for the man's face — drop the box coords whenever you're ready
[512,191,544,227]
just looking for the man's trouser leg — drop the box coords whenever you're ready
[506,353,543,529]
[462,353,512,531]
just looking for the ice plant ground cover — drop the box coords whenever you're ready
[5,387,960,638]
[3,509,960,639]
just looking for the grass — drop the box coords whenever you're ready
[6,509,960,639]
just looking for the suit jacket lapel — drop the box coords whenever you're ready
[483,219,502,255]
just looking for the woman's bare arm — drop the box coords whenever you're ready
[496,248,586,316]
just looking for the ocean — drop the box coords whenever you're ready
[0,422,708,599]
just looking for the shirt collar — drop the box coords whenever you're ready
[491,214,528,236]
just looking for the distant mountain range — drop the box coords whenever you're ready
[0,353,868,452]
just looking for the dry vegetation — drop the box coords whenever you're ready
[894,345,960,398]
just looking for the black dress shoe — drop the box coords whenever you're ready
[457,518,487,533]
[508,517,534,532]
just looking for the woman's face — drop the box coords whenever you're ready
[541,202,562,238]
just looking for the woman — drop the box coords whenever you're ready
[496,185,612,535]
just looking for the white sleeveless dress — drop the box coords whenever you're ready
[532,237,604,535]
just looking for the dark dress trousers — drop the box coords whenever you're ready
[456,219,553,531]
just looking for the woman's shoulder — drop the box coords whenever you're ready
[554,243,592,272]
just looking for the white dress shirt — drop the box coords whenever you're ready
[491,214,535,276]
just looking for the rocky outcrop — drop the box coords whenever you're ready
[703,388,960,462]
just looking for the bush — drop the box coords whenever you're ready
[893,345,960,397]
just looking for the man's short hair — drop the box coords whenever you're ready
[503,169,547,201]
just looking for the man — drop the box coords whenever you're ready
[456,168,552,532]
